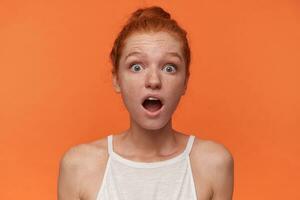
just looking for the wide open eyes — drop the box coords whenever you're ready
[130,63,143,72]
[162,64,177,73]
[129,63,177,73]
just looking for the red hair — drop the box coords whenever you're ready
[110,6,191,82]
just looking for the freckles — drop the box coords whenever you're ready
[121,78,142,94]
[123,73,145,85]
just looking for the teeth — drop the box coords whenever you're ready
[147,97,159,100]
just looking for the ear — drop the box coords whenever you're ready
[112,73,121,93]
[182,76,189,95]
[182,84,187,95]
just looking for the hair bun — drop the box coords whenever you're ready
[130,6,171,21]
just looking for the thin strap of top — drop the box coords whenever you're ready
[107,134,195,156]
[107,135,113,155]
[185,135,195,155]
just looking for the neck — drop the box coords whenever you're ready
[122,118,179,157]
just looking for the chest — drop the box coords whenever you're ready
[81,157,213,200]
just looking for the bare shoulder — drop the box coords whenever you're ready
[58,137,108,200]
[59,138,108,173]
[192,137,234,166]
[191,136,234,200]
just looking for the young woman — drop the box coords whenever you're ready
[58,6,234,200]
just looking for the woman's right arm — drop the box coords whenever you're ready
[57,147,83,200]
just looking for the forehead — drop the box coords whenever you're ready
[122,31,183,56]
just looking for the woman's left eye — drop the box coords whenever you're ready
[162,64,177,73]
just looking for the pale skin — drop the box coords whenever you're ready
[58,31,234,200]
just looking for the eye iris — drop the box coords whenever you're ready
[132,64,141,72]
[165,65,175,72]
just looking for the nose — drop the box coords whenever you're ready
[145,68,162,90]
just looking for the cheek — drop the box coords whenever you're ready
[120,75,140,90]
[119,77,143,102]
[164,78,186,103]
[165,75,186,90]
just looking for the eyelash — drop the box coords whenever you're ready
[129,63,178,73]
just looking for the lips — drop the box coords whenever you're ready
[141,94,164,105]
[141,94,164,112]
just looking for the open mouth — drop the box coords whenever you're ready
[142,98,163,112]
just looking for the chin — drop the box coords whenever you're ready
[141,124,165,131]
[134,117,171,131]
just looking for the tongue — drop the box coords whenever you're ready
[144,101,162,112]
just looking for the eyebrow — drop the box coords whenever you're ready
[124,52,144,61]
[124,51,183,62]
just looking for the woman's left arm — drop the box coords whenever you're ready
[211,147,234,200]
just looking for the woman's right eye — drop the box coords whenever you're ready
[130,63,143,72]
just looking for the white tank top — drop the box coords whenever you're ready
[96,134,197,200]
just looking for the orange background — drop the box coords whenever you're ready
[1,0,299,199]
